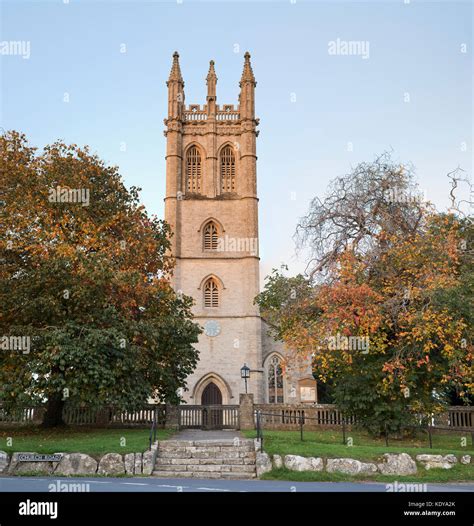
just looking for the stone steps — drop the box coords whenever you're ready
[152,439,257,479]
[152,470,254,479]
[156,458,256,465]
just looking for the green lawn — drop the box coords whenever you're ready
[242,429,474,482]
[0,426,174,457]
[242,429,473,461]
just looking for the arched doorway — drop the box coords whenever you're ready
[201,382,223,429]
[192,373,232,405]
[201,382,222,405]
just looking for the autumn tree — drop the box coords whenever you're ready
[295,153,426,280]
[0,131,201,427]
[257,154,472,435]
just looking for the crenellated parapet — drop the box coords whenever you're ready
[181,104,241,124]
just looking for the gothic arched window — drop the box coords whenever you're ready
[220,145,235,193]
[204,277,219,308]
[267,355,284,404]
[203,221,219,251]
[186,145,202,193]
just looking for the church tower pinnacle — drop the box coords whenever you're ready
[167,51,185,119]
[168,50,183,82]
[206,60,217,99]
[239,52,256,121]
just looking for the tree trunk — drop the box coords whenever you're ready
[41,393,66,428]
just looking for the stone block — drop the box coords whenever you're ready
[171,458,200,465]
[192,471,221,479]
[156,464,187,471]
[231,464,255,473]
[0,451,9,473]
[326,458,376,475]
[256,451,272,477]
[192,464,221,472]
[98,453,125,476]
[378,453,417,475]
[143,446,158,476]
[134,453,143,475]
[124,453,135,475]
[160,451,192,459]
[55,453,98,476]
[416,454,458,470]
[273,454,283,469]
[284,455,323,472]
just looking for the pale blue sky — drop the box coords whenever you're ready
[1,0,472,284]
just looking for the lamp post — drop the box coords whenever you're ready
[240,363,250,394]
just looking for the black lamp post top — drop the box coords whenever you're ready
[240,364,250,379]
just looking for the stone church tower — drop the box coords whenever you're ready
[163,52,316,406]
[164,52,264,404]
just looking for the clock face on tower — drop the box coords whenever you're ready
[204,320,221,337]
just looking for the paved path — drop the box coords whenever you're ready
[1,477,473,493]
[169,429,243,441]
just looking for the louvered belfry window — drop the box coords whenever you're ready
[203,221,219,251]
[220,145,235,192]
[204,278,219,308]
[186,146,202,193]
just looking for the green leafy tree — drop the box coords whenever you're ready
[0,131,201,427]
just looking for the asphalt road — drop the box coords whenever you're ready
[1,476,473,492]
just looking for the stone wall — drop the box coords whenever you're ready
[256,451,472,477]
[2,448,471,478]
[0,442,159,477]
